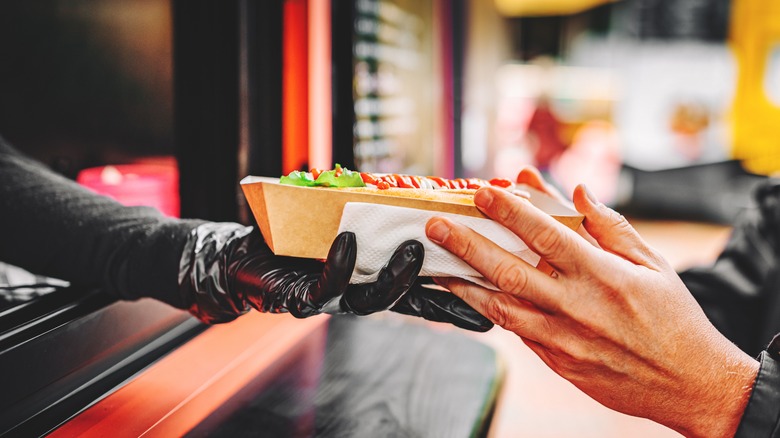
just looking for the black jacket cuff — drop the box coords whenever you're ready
[735,345,780,437]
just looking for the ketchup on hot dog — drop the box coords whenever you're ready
[283,165,514,191]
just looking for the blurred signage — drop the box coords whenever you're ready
[352,0,435,174]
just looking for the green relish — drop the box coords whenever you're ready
[279,164,365,188]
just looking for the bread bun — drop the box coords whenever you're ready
[336,186,477,205]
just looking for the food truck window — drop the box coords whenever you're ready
[0,2,225,434]
[0,0,176,181]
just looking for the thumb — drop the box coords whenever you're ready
[573,184,662,268]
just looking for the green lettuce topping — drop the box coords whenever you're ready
[279,170,316,186]
[279,164,366,188]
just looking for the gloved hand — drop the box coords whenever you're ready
[179,223,493,331]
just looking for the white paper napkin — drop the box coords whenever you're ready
[337,202,540,290]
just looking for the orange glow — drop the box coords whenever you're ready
[494,0,616,17]
[50,312,329,437]
[308,0,332,170]
[283,0,310,174]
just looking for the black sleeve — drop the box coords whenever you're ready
[0,136,206,309]
[735,335,780,438]
[679,180,780,356]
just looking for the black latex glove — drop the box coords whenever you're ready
[178,223,493,331]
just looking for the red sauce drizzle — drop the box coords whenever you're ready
[357,172,512,191]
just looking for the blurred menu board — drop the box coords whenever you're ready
[630,0,730,41]
[352,0,435,175]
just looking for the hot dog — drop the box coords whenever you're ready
[241,166,578,260]
[280,164,515,193]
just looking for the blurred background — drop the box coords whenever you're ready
[4,2,779,436]
[1,0,778,225]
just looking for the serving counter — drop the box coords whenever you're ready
[1,288,501,437]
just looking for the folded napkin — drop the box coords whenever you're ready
[337,203,540,290]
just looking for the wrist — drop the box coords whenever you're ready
[733,350,780,437]
[680,340,759,438]
[180,223,255,324]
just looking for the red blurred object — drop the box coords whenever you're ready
[527,102,566,170]
[76,158,180,217]
[283,0,309,174]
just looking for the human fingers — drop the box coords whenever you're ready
[515,166,600,247]
[340,240,424,315]
[472,186,596,274]
[572,185,665,269]
[390,280,494,332]
[426,217,560,311]
[435,277,551,342]
[516,166,562,198]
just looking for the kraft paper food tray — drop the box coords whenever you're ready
[240,176,583,260]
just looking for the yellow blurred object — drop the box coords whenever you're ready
[494,0,616,17]
[730,0,780,174]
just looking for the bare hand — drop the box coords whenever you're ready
[426,183,759,438]
[517,166,599,247]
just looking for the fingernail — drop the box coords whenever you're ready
[583,184,599,204]
[474,188,494,209]
[426,219,450,244]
